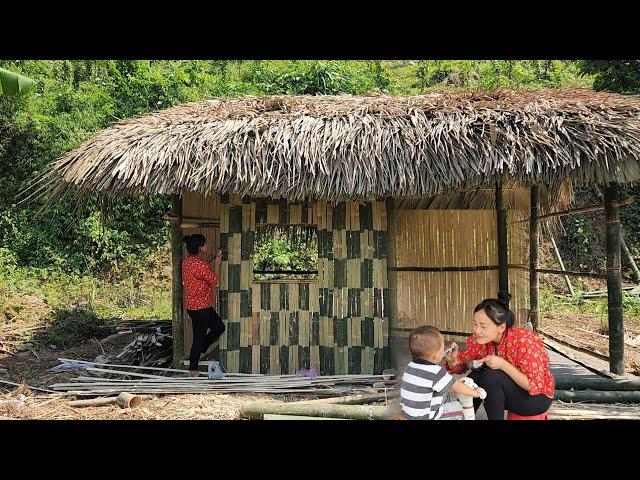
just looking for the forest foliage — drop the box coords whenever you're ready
[2,59,636,282]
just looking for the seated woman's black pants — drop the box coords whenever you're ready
[467,368,552,420]
[187,307,226,371]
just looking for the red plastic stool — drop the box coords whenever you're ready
[507,411,549,420]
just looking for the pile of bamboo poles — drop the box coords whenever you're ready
[49,359,397,396]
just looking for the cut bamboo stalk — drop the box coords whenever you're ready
[68,396,118,408]
[263,414,349,420]
[555,390,640,403]
[116,392,142,408]
[0,379,56,393]
[240,402,395,420]
[545,224,575,295]
[554,376,640,391]
[512,196,635,223]
[292,391,398,406]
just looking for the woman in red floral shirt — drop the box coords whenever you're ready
[182,234,225,377]
[445,293,554,419]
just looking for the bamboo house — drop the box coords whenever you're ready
[39,89,640,375]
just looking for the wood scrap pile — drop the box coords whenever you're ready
[94,321,173,370]
[49,359,397,397]
[94,331,172,370]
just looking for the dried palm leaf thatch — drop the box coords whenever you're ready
[33,89,640,205]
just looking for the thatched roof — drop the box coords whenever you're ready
[38,88,640,202]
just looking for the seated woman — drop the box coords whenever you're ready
[444,293,555,420]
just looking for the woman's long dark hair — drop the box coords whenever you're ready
[182,234,206,255]
[473,291,515,328]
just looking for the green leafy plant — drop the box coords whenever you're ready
[39,304,107,348]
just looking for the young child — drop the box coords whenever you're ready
[400,325,486,420]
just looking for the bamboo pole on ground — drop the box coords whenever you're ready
[68,392,143,408]
[604,185,625,375]
[554,390,640,404]
[554,377,640,391]
[496,182,509,298]
[530,185,540,330]
[240,402,395,420]
[171,194,184,369]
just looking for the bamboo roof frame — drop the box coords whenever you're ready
[34,88,640,205]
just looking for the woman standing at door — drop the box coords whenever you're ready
[182,234,225,377]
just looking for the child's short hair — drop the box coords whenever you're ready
[409,325,443,360]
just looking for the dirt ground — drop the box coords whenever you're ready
[0,328,330,420]
[3,306,640,420]
[540,312,640,375]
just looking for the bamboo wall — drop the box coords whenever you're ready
[214,195,390,375]
[388,209,529,339]
[181,192,529,372]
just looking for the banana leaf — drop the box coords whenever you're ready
[0,67,35,96]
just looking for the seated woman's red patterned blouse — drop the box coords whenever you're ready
[445,326,555,398]
[182,255,219,311]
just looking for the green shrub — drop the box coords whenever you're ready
[40,304,107,348]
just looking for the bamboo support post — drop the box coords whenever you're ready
[593,186,640,283]
[171,194,184,369]
[604,185,625,375]
[496,182,509,297]
[530,185,539,330]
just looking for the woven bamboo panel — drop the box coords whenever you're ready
[183,191,221,219]
[193,195,390,374]
[391,210,529,335]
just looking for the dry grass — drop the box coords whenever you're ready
[33,89,640,206]
[0,385,285,420]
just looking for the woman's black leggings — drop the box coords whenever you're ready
[187,307,226,371]
[468,368,553,420]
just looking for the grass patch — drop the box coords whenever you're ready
[540,288,640,333]
[1,245,172,337]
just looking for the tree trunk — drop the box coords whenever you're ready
[604,185,625,375]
